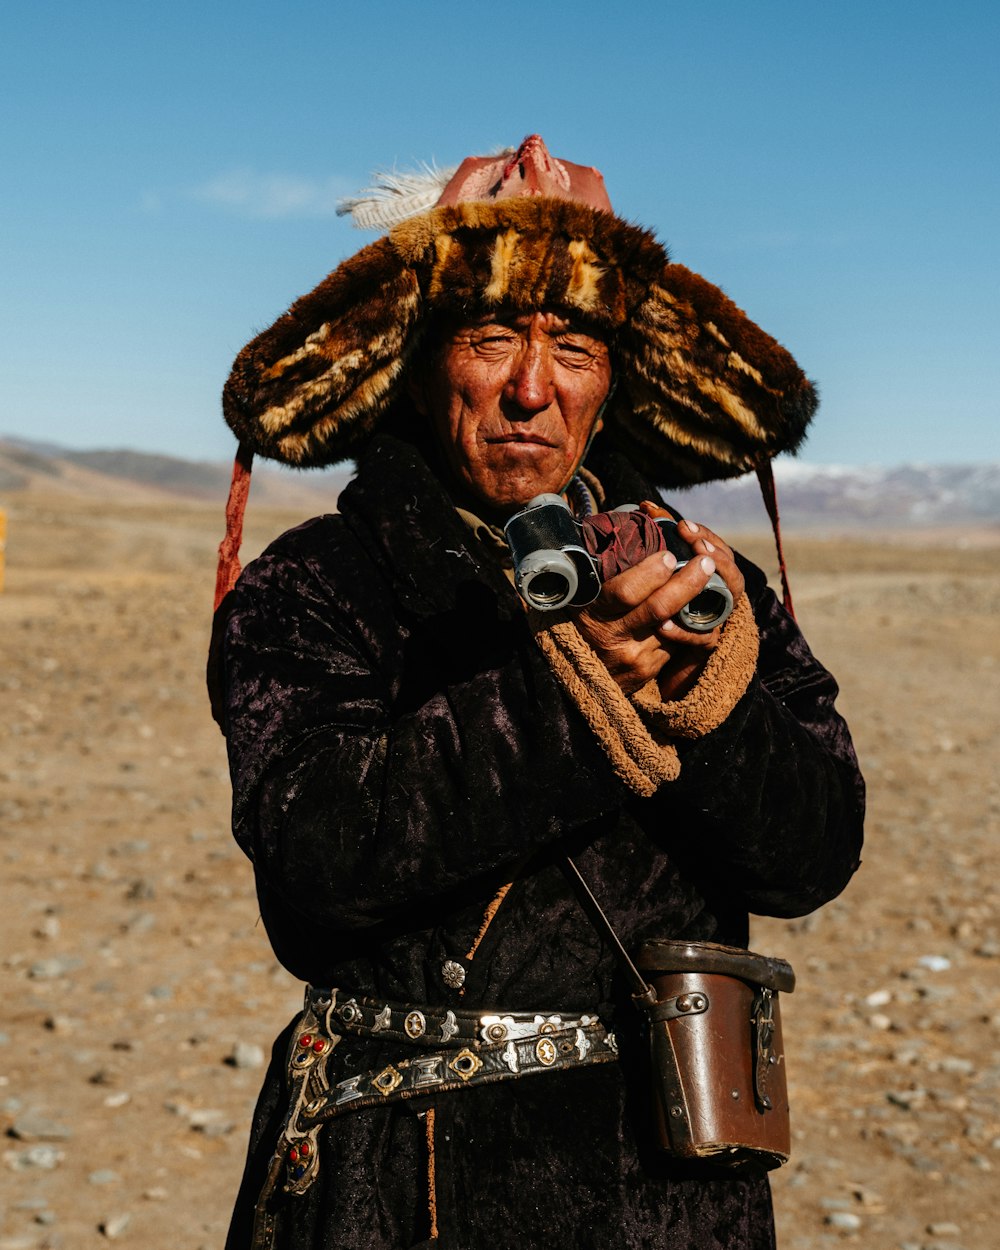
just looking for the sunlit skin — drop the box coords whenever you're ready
[410,311,613,515]
[411,310,744,699]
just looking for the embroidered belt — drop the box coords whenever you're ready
[251,984,619,1248]
[298,1018,617,1123]
[307,983,604,1049]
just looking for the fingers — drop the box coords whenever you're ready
[599,551,722,639]
[637,503,744,605]
[676,518,745,605]
[572,510,743,695]
[575,553,723,696]
[643,558,725,650]
[676,517,730,560]
[586,550,678,618]
[574,554,679,693]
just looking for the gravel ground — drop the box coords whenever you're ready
[1,490,997,1249]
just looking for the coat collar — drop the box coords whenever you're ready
[337,433,521,621]
[336,428,665,621]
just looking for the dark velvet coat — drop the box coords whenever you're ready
[214,430,864,1250]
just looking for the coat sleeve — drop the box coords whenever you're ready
[652,556,865,918]
[218,530,626,930]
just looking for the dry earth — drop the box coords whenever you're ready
[1,487,997,1250]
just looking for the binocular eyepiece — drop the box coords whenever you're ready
[503,494,734,633]
[504,493,601,610]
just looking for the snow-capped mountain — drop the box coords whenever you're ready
[671,461,1000,530]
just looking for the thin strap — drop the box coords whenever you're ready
[565,472,597,518]
[424,1107,439,1240]
[755,458,795,619]
[214,442,254,611]
[561,858,656,1007]
[458,880,514,1000]
[464,882,513,962]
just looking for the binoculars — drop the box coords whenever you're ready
[503,494,734,633]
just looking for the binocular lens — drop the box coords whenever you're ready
[677,572,734,632]
[524,571,573,607]
[516,548,581,610]
[683,590,728,626]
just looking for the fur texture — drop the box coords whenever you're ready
[223,201,817,486]
[532,591,760,797]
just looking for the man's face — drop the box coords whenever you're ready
[411,310,612,517]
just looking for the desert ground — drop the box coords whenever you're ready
[1,482,997,1250]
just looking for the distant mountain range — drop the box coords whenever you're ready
[0,437,350,510]
[1,436,996,531]
[673,460,1000,530]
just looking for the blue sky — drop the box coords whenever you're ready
[2,1,997,467]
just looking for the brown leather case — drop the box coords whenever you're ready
[635,940,795,1170]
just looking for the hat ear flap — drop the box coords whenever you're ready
[614,263,817,486]
[223,236,423,466]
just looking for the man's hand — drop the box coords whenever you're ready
[573,517,745,699]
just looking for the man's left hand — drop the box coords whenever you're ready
[572,515,744,700]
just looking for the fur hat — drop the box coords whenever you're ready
[222,136,817,489]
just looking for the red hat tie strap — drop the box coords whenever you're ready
[214,443,254,611]
[755,458,796,620]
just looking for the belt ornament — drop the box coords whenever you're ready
[250,985,618,1246]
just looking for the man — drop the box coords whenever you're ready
[213,137,864,1249]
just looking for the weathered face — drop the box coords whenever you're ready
[410,310,612,517]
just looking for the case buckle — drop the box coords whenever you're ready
[751,987,777,1111]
